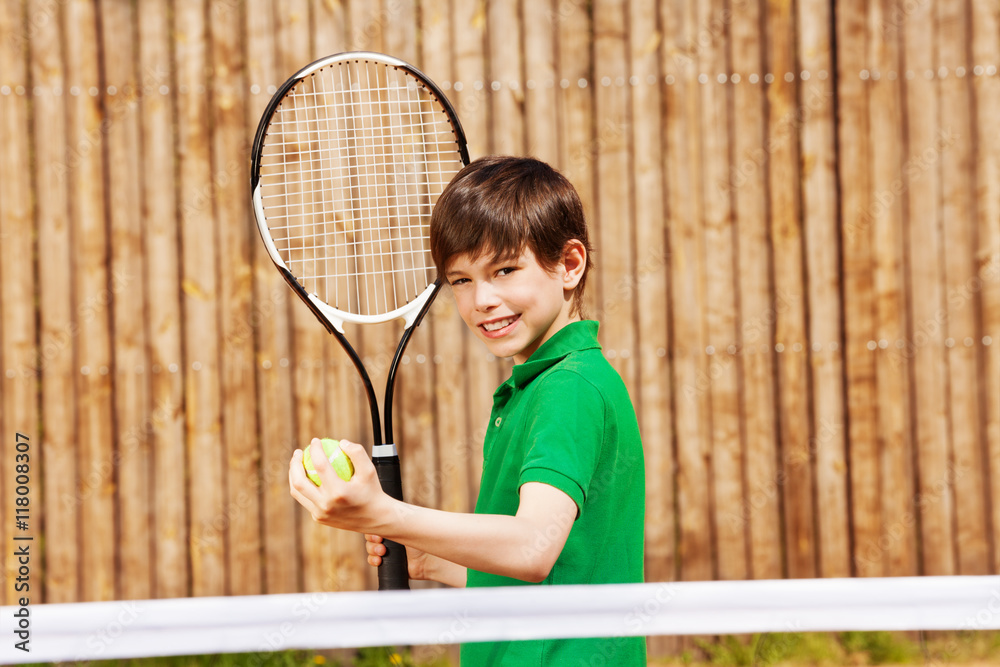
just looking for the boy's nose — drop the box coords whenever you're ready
[474,281,501,310]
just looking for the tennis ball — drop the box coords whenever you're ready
[303,438,355,485]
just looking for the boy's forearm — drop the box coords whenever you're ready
[374,494,571,583]
[380,501,541,581]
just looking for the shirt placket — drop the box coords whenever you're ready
[482,382,513,464]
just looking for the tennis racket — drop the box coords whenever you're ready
[250,52,470,590]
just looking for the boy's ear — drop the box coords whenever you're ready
[561,240,587,290]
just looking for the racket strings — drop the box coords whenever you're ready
[258,59,464,318]
[269,228,434,251]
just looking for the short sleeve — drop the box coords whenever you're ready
[518,370,605,514]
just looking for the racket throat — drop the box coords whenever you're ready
[372,444,398,458]
[303,282,439,334]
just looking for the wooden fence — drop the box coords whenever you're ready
[0,0,998,640]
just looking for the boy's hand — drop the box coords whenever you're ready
[366,534,467,586]
[365,534,427,580]
[288,438,393,533]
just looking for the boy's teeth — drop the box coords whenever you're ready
[483,317,514,332]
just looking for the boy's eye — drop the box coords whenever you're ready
[449,277,470,286]
[497,267,518,277]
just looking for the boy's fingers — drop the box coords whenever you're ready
[338,440,370,472]
[311,439,372,481]
[288,449,313,494]
[289,448,304,472]
[307,438,335,481]
[288,455,321,515]
[363,538,385,557]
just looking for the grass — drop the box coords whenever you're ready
[24,647,455,667]
[676,631,919,666]
[22,632,1000,666]
[658,630,1000,666]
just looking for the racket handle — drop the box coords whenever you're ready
[373,448,410,591]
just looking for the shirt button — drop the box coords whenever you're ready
[494,417,502,428]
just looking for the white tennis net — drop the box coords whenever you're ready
[2,576,998,664]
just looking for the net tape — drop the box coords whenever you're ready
[3,576,999,664]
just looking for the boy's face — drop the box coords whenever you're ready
[445,246,582,365]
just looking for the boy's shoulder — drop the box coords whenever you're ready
[533,343,634,414]
[542,345,617,385]
[508,320,634,410]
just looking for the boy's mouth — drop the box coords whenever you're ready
[479,315,520,338]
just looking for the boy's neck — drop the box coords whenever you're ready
[512,310,581,365]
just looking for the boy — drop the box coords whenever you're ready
[289,156,646,665]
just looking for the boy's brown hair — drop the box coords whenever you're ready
[430,155,594,317]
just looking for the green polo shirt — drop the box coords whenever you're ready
[461,320,646,666]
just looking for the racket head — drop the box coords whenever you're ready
[251,51,470,332]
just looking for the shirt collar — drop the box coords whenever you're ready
[502,320,602,391]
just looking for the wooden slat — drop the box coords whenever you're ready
[486,0,524,154]
[971,0,1000,575]
[937,0,988,576]
[731,0,782,583]
[838,0,880,579]
[765,0,815,579]
[311,0,347,57]
[628,0,676,621]
[662,0,712,584]
[64,0,116,601]
[138,0,188,599]
[27,0,78,603]
[452,0,488,163]
[697,0,745,582]
[798,0,850,579]
[297,0,342,595]
[593,0,637,395]
[101,0,153,601]
[210,0,262,596]
[0,0,38,606]
[345,0,383,50]
[870,0,917,579]
[556,0,598,321]
[901,0,954,577]
[661,3,713,653]
[245,0,300,595]
[175,0,226,596]
[265,0,315,595]
[293,292,334,599]
[521,0,559,164]
[280,0,322,598]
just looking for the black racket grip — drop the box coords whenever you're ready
[373,453,410,590]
